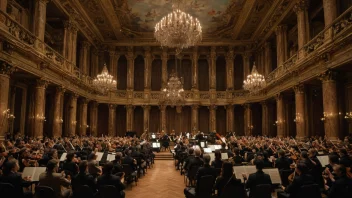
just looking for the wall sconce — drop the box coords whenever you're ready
[36,114,46,122]
[72,120,77,125]
[2,109,15,120]
[248,125,253,130]
[345,112,352,120]
[57,117,63,124]
[86,125,89,128]
[321,112,334,121]
[294,113,301,123]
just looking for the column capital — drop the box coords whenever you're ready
[260,101,268,106]
[276,93,284,101]
[275,25,288,35]
[38,0,51,4]
[81,41,91,49]
[125,104,135,110]
[226,104,234,110]
[81,98,89,105]
[208,104,217,110]
[243,103,251,109]
[242,52,252,59]
[70,93,79,99]
[63,20,78,32]
[159,105,167,111]
[226,48,235,61]
[293,84,305,94]
[91,101,99,108]
[264,42,271,49]
[36,79,48,89]
[319,70,337,82]
[191,104,199,110]
[56,86,66,94]
[142,105,151,111]
[126,46,134,59]
[294,0,309,14]
[109,50,119,58]
[0,61,15,75]
[209,46,216,59]
[109,104,117,109]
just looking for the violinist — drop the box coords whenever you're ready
[308,149,324,187]
[339,149,352,168]
[18,148,38,172]
[324,164,352,198]
[275,150,293,170]
[62,151,79,178]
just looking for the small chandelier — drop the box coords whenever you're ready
[93,63,117,94]
[243,62,266,93]
[154,0,202,54]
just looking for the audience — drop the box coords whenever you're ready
[71,160,97,194]
[97,162,125,198]
[243,159,272,198]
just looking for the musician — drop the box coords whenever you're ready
[112,152,124,177]
[243,159,272,198]
[97,162,125,198]
[339,149,352,168]
[187,148,204,171]
[211,150,223,169]
[182,148,195,173]
[62,151,79,177]
[220,143,233,158]
[71,160,97,194]
[278,163,315,198]
[324,164,352,198]
[232,148,244,165]
[88,153,102,178]
[215,162,242,197]
[275,150,293,170]
[308,149,324,187]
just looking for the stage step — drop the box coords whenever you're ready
[154,152,174,160]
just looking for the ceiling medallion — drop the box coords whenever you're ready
[243,62,266,94]
[93,63,117,94]
[154,0,202,54]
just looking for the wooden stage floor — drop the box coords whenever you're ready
[125,159,185,198]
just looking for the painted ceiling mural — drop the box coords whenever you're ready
[114,0,245,33]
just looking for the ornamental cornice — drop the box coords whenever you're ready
[0,60,16,75]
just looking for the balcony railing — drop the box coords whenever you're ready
[266,54,297,84]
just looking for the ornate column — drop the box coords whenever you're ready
[294,0,310,59]
[226,47,235,90]
[209,105,217,132]
[276,93,287,137]
[108,104,116,137]
[161,49,168,87]
[323,0,337,42]
[264,42,272,76]
[126,105,134,131]
[160,105,166,132]
[208,46,217,90]
[69,93,78,137]
[109,50,119,79]
[143,105,151,132]
[261,102,269,136]
[144,47,152,90]
[63,21,78,64]
[191,105,199,134]
[244,104,252,136]
[89,101,98,136]
[79,41,91,75]
[91,48,99,77]
[242,53,251,81]
[319,71,339,140]
[192,47,199,90]
[33,0,49,41]
[33,79,47,139]
[126,47,134,90]
[226,105,234,132]
[71,27,78,66]
[52,87,65,138]
[275,25,288,66]
[79,98,88,136]
[0,62,14,140]
[294,84,307,140]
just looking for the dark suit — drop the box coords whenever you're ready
[38,171,71,198]
[327,176,352,198]
[112,160,124,175]
[0,172,31,198]
[97,174,125,198]
[245,170,272,198]
[275,156,292,170]
[196,164,217,194]
[122,156,136,171]
[72,172,97,193]
[215,176,242,197]
[62,160,78,176]
[339,155,352,167]
[187,156,204,171]
[284,174,315,198]
[183,154,195,171]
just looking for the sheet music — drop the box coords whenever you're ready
[60,153,67,161]
[22,167,46,181]
[152,142,160,148]
[317,155,329,166]
[151,135,156,139]
[107,154,115,162]
[221,153,228,160]
[214,145,222,150]
[263,169,281,184]
[203,148,212,153]
[208,145,215,151]
[96,152,104,162]
[200,142,205,148]
[209,153,215,163]
[233,166,256,183]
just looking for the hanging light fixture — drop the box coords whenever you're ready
[243,62,266,93]
[161,55,184,107]
[93,63,117,94]
[154,0,202,54]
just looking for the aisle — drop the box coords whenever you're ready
[125,160,185,198]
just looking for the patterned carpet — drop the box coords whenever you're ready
[125,159,185,198]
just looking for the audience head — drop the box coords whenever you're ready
[194,148,201,157]
[308,149,317,157]
[328,154,339,165]
[254,159,265,170]
[278,150,285,157]
[221,162,233,178]
[88,153,97,161]
[102,162,114,175]
[115,152,122,161]
[66,151,75,161]
[188,148,194,155]
[203,154,211,165]
[333,164,347,178]
[3,159,19,175]
[79,160,88,173]
[296,162,308,175]
[300,151,308,159]
[47,159,59,172]
[339,148,347,157]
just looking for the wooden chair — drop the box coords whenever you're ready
[122,164,137,188]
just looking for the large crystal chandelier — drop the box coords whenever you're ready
[154,0,202,54]
[93,63,117,94]
[161,57,184,107]
[243,62,266,93]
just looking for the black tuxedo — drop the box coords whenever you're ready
[284,174,315,198]
[327,176,352,198]
[112,160,124,175]
[195,164,217,194]
[245,170,272,198]
[97,173,125,198]
[188,156,204,171]
[0,172,30,198]
[72,172,97,192]
[275,156,293,170]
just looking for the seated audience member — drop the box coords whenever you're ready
[122,149,137,171]
[62,151,78,177]
[184,154,216,197]
[0,159,32,198]
[278,163,315,198]
[211,150,223,169]
[325,164,352,198]
[243,159,272,198]
[215,161,241,197]
[72,160,97,194]
[112,152,124,177]
[38,159,71,198]
[97,162,125,198]
[275,150,293,170]
[183,148,195,173]
[88,153,101,178]
[187,148,204,171]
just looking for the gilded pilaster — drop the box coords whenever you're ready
[53,86,65,138]
[0,61,14,140]
[89,101,98,136]
[275,25,288,66]
[108,104,117,137]
[69,93,78,137]
[143,105,151,132]
[244,104,252,136]
[34,79,47,139]
[322,0,337,42]
[226,47,235,90]
[126,47,134,90]
[126,105,134,131]
[261,101,269,136]
[191,105,199,135]
[226,104,234,132]
[264,42,272,76]
[109,50,119,79]
[242,53,251,81]
[33,0,49,41]
[161,49,168,87]
[144,47,152,90]
[159,105,166,132]
[80,41,91,75]
[79,98,89,136]
[294,0,310,59]
[293,84,307,140]
[276,93,286,137]
[208,46,217,90]
[192,47,199,90]
[209,105,217,132]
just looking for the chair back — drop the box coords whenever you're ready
[253,184,271,198]
[215,168,221,176]
[221,181,246,198]
[297,184,321,198]
[122,164,133,176]
[0,182,15,197]
[99,185,122,198]
[279,169,293,187]
[187,166,199,180]
[73,184,94,198]
[197,175,215,197]
[35,186,55,198]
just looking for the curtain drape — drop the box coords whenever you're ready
[134,55,144,91]
[216,107,226,135]
[151,59,162,91]
[199,59,209,91]
[198,106,209,132]
[149,106,160,133]
[133,106,144,136]
[117,56,127,90]
[116,106,126,136]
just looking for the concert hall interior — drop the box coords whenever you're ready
[0,0,352,198]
